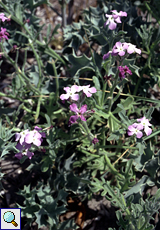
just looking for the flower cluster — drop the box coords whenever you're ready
[118,65,132,79]
[103,42,141,60]
[60,84,97,101]
[0,13,9,22]
[15,126,46,159]
[104,10,127,30]
[0,27,9,42]
[0,13,9,42]
[60,84,98,144]
[69,103,87,125]
[60,85,96,125]
[128,116,152,139]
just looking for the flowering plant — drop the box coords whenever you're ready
[15,126,46,159]
[104,10,127,30]
[128,116,152,138]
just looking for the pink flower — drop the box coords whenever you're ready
[0,13,8,22]
[69,103,87,125]
[15,127,45,147]
[137,117,152,136]
[25,130,42,146]
[103,42,141,60]
[103,42,128,60]
[25,127,45,146]
[60,85,80,101]
[118,65,132,79]
[112,42,128,56]
[128,116,152,138]
[103,51,111,60]
[124,42,141,55]
[128,123,143,138]
[15,129,30,145]
[104,10,127,30]
[34,126,46,138]
[111,10,127,19]
[15,126,45,160]
[104,14,117,30]
[78,85,97,97]
[0,27,9,41]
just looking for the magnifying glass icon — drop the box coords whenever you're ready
[3,211,18,227]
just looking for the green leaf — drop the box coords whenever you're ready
[119,159,136,193]
[108,115,121,133]
[133,143,154,171]
[65,172,81,192]
[68,52,94,78]
[35,208,49,227]
[124,175,152,200]
[14,3,23,22]
[118,111,131,127]
[113,96,134,114]
[107,129,125,141]
[94,108,109,119]
[92,76,102,104]
[144,107,154,120]
[58,219,79,230]
[145,151,160,179]
[46,24,51,42]
[41,156,53,172]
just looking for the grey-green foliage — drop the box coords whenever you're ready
[0,121,17,194]
[17,183,69,229]
[91,176,160,230]
[63,6,107,79]
[0,121,16,158]
[121,190,160,230]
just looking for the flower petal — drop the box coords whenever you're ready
[63,87,70,93]
[71,85,79,93]
[71,93,79,101]
[33,138,41,147]
[80,104,87,114]
[15,133,20,141]
[144,126,152,136]
[15,152,23,159]
[136,131,143,138]
[89,87,97,93]
[80,115,86,121]
[26,151,34,159]
[25,131,34,144]
[60,93,69,100]
[69,115,78,124]
[109,21,117,30]
[70,103,79,113]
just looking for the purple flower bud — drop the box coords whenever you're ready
[92,138,99,144]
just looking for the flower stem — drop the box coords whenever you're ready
[105,68,119,112]
[52,59,59,99]
[104,154,123,179]
[80,120,94,142]
[28,39,42,89]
